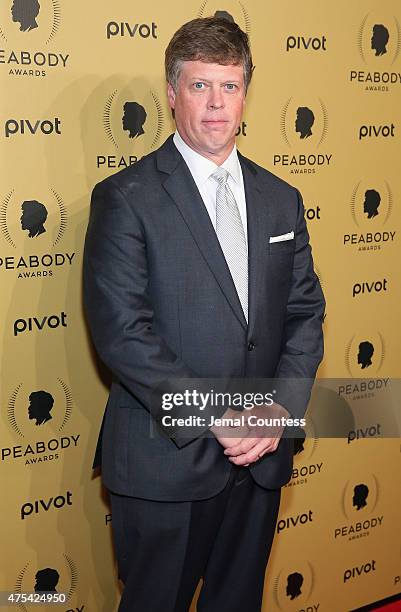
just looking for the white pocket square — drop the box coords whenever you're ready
[269,231,294,243]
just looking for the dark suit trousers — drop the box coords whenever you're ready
[108,464,281,612]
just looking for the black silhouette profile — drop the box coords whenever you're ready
[214,11,235,23]
[286,572,304,599]
[295,107,314,139]
[28,390,54,425]
[353,483,369,510]
[371,24,389,56]
[357,341,374,369]
[11,0,40,32]
[20,200,47,238]
[293,429,306,455]
[34,568,59,592]
[122,102,147,139]
[363,189,381,219]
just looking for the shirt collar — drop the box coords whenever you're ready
[173,129,242,186]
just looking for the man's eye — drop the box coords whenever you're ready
[194,82,205,89]
[225,84,237,90]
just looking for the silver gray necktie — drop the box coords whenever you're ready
[211,167,248,323]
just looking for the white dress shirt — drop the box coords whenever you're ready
[172,130,248,250]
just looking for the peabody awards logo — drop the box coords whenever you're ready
[343,180,396,253]
[334,474,383,542]
[2,378,80,467]
[273,560,319,611]
[0,187,75,279]
[0,0,70,78]
[338,332,390,404]
[96,86,164,170]
[345,332,385,378]
[285,423,323,490]
[14,553,80,612]
[273,97,332,175]
[197,3,250,37]
[350,13,401,93]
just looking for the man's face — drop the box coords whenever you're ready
[167,60,246,162]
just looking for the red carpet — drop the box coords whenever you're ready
[372,602,401,612]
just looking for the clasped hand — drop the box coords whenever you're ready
[211,402,290,466]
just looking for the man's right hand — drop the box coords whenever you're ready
[209,407,250,450]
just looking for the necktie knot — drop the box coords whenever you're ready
[210,167,229,186]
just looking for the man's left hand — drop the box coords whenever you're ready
[223,402,290,466]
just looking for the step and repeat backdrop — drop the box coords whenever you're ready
[1,1,400,611]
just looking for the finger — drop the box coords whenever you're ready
[224,438,258,456]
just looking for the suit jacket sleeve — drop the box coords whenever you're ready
[274,187,325,422]
[83,178,226,449]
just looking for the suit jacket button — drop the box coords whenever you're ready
[247,342,255,351]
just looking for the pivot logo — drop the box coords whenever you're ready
[273,560,319,610]
[5,117,61,137]
[305,205,321,220]
[286,35,327,52]
[14,554,83,612]
[359,123,395,140]
[347,423,382,443]
[343,560,376,583]
[277,510,313,533]
[3,379,81,467]
[352,278,387,297]
[273,97,332,175]
[197,5,251,38]
[349,14,401,92]
[13,311,67,336]
[0,188,75,279]
[0,1,70,78]
[21,490,72,520]
[343,180,396,253]
[334,474,383,541]
[97,86,164,170]
[106,21,158,40]
[236,121,247,137]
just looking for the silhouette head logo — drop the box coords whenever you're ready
[293,430,306,455]
[286,572,304,599]
[122,102,147,139]
[28,390,54,426]
[214,10,235,23]
[34,567,59,592]
[363,189,381,219]
[357,341,374,369]
[295,107,315,139]
[371,24,389,56]
[11,0,40,32]
[353,483,369,510]
[20,200,48,238]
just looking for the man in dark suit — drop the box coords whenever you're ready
[83,16,325,612]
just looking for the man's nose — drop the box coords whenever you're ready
[207,86,224,109]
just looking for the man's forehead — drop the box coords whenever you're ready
[181,60,244,79]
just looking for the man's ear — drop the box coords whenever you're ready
[167,82,176,110]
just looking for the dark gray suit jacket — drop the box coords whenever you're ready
[83,134,325,501]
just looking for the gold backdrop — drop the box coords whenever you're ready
[1,1,400,610]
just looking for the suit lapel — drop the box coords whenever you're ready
[159,137,247,330]
[238,152,274,339]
